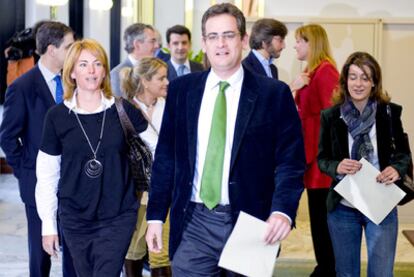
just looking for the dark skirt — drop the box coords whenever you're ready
[61,209,137,277]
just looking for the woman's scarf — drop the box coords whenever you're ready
[340,98,377,163]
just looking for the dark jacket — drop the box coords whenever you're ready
[146,67,305,258]
[166,59,204,81]
[318,102,411,211]
[242,50,278,80]
[0,65,55,206]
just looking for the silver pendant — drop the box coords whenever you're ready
[84,159,103,178]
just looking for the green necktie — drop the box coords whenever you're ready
[200,81,230,209]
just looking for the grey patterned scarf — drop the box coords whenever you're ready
[340,99,377,162]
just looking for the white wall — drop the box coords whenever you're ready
[154,0,185,44]
[265,0,414,18]
[25,0,69,27]
[83,1,111,58]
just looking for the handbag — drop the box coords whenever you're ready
[386,105,414,205]
[115,98,153,192]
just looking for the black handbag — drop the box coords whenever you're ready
[386,105,414,205]
[115,98,153,192]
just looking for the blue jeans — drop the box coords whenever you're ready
[327,204,398,277]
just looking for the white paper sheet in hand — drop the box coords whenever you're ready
[334,158,406,225]
[218,211,280,277]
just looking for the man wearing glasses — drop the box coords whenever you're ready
[146,3,305,276]
[110,23,157,97]
[242,18,287,80]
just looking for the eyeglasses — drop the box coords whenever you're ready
[204,31,240,42]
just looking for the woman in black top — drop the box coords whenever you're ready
[35,39,147,277]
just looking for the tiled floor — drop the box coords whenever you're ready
[1,173,413,276]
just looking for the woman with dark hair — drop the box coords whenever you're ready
[318,51,411,276]
[35,39,147,277]
[291,24,338,277]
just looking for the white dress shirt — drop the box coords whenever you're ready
[35,92,114,236]
[133,97,165,157]
[191,66,243,205]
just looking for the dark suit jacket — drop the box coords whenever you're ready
[0,65,56,206]
[110,58,134,97]
[166,60,204,81]
[156,50,171,62]
[242,50,278,80]
[147,67,305,258]
[318,103,411,211]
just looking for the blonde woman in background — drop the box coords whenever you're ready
[290,24,339,277]
[120,57,171,277]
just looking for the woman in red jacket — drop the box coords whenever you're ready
[290,24,339,277]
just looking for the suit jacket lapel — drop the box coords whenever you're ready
[167,60,177,80]
[332,109,350,159]
[376,104,390,169]
[230,71,258,172]
[249,52,267,76]
[187,72,209,173]
[33,65,55,108]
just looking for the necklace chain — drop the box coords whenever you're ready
[73,108,107,159]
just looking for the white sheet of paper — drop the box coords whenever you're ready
[218,211,280,277]
[334,158,406,225]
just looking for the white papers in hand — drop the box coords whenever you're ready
[218,211,280,277]
[334,158,406,225]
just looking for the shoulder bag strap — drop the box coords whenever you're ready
[114,97,137,139]
[134,104,159,136]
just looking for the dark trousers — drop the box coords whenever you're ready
[172,203,242,277]
[62,210,137,277]
[307,189,336,277]
[25,205,77,277]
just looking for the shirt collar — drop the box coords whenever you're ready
[206,65,244,91]
[64,90,114,114]
[38,59,59,83]
[128,54,140,66]
[252,49,274,66]
[170,58,190,71]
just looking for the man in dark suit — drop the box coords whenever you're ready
[0,22,76,277]
[242,18,287,80]
[165,25,204,81]
[110,23,157,97]
[154,28,171,62]
[146,3,305,276]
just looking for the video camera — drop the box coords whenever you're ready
[6,27,36,61]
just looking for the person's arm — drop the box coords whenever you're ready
[0,83,26,178]
[289,72,309,96]
[35,110,62,258]
[146,80,180,252]
[269,82,306,238]
[35,150,60,257]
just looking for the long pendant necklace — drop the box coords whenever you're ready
[73,107,107,178]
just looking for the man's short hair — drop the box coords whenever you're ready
[166,25,192,44]
[123,23,154,53]
[36,21,73,55]
[249,18,287,50]
[201,3,246,38]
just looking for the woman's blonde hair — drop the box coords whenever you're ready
[332,51,390,105]
[120,57,167,101]
[62,38,112,100]
[295,24,336,73]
